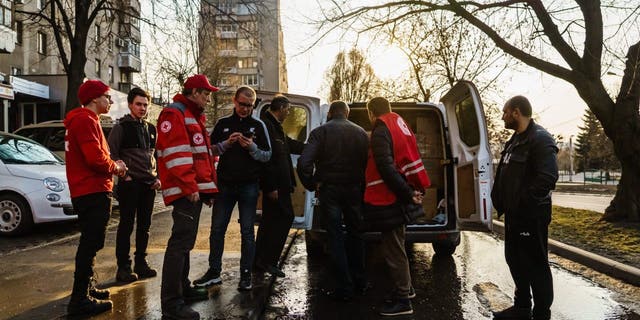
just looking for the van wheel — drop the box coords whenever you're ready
[432,239,458,256]
[0,194,33,236]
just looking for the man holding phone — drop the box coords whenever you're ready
[195,86,272,291]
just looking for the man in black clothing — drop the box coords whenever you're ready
[491,95,559,320]
[195,86,272,291]
[108,87,161,283]
[297,101,369,301]
[255,96,305,277]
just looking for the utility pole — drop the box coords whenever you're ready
[569,135,574,182]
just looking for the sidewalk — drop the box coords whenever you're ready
[1,198,273,320]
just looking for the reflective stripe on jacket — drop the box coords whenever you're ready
[156,101,218,205]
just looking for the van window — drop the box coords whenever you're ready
[47,128,67,152]
[282,105,308,142]
[455,96,480,147]
[13,127,49,146]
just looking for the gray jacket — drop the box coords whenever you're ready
[107,114,158,184]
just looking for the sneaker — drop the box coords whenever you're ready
[116,265,138,283]
[193,269,222,287]
[162,303,200,320]
[183,286,209,303]
[379,298,413,316]
[237,269,252,291]
[408,286,416,299]
[492,305,532,319]
[134,260,158,279]
[266,265,285,278]
[67,295,113,316]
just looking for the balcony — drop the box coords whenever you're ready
[119,0,141,14]
[0,26,16,54]
[118,82,133,93]
[221,67,238,74]
[219,31,237,39]
[218,49,238,57]
[118,52,141,72]
[119,23,141,42]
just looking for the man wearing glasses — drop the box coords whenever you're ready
[195,86,271,291]
[65,80,127,316]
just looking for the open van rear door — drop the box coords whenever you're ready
[254,91,324,230]
[440,81,493,231]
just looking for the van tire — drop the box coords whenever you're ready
[432,239,458,256]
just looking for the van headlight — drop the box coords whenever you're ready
[44,177,65,192]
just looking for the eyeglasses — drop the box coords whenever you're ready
[237,101,254,108]
[102,94,111,100]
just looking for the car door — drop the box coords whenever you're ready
[254,91,323,229]
[440,81,493,231]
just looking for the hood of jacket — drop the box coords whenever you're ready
[64,107,98,128]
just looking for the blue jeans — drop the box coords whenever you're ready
[208,182,259,274]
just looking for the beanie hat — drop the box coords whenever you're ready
[184,74,219,92]
[78,80,110,106]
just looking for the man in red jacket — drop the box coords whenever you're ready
[64,80,127,317]
[156,74,222,320]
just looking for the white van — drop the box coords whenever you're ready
[254,80,493,255]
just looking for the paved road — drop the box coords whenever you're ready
[553,192,613,213]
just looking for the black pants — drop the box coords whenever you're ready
[161,197,202,309]
[504,207,553,318]
[255,188,294,267]
[319,183,366,295]
[115,180,156,267]
[71,192,112,297]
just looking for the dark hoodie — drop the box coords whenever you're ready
[107,114,157,184]
[64,107,118,198]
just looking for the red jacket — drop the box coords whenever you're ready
[64,107,119,198]
[364,112,430,205]
[156,94,218,205]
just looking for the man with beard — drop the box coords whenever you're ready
[491,95,558,320]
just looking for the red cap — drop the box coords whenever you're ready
[184,74,219,92]
[77,80,110,106]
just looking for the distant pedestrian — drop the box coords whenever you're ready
[297,100,369,301]
[156,74,220,320]
[491,95,559,320]
[64,80,128,317]
[194,86,271,291]
[108,87,161,283]
[363,97,431,316]
[254,95,305,277]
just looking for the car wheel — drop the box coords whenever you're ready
[0,194,33,236]
[432,239,459,256]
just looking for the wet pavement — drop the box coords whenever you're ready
[264,231,640,320]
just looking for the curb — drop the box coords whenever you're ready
[493,220,640,286]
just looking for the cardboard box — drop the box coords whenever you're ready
[422,188,439,219]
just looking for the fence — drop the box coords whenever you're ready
[557,170,620,185]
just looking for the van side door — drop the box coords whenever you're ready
[440,81,493,231]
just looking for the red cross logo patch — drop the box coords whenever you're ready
[193,133,204,145]
[160,121,172,133]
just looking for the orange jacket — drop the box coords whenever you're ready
[156,95,218,205]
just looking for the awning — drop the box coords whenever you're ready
[0,83,13,100]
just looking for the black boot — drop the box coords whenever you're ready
[88,278,110,300]
[134,259,157,279]
[162,303,200,320]
[67,295,113,316]
[116,264,138,283]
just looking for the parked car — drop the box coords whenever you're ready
[255,81,494,255]
[0,131,74,236]
[13,119,115,160]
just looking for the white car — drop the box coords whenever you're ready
[0,131,74,236]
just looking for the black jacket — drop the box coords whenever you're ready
[491,120,559,219]
[210,110,271,185]
[297,115,368,190]
[260,111,305,193]
[107,114,157,184]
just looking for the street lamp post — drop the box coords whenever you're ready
[569,135,574,182]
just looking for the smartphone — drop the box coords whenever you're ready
[242,130,254,139]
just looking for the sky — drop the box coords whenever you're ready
[278,1,626,141]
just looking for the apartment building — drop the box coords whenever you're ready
[0,0,143,132]
[199,0,288,96]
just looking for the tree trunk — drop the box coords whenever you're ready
[601,41,640,222]
[65,66,85,114]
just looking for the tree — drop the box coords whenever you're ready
[17,1,146,114]
[575,109,619,172]
[318,1,640,221]
[325,48,380,103]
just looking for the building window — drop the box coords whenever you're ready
[95,59,101,77]
[238,38,255,50]
[16,21,23,45]
[95,25,101,43]
[11,67,22,76]
[121,72,130,83]
[36,0,46,10]
[0,2,11,27]
[238,57,257,69]
[37,32,47,55]
[107,35,113,51]
[218,0,233,14]
[242,74,258,86]
[217,77,229,86]
[108,66,114,83]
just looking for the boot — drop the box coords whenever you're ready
[134,259,157,279]
[88,278,110,300]
[116,264,138,283]
[67,295,112,316]
[162,303,200,320]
